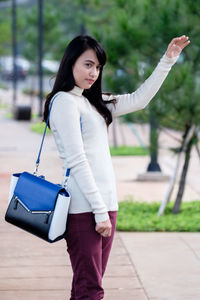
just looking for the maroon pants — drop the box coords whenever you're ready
[65,211,117,300]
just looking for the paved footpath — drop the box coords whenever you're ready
[0,103,200,299]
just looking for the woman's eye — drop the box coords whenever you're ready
[85,63,91,67]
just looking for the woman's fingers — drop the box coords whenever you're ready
[101,228,112,237]
[96,227,105,234]
[95,219,112,237]
[180,38,190,49]
[166,35,190,57]
[102,224,112,237]
[174,36,190,48]
[170,36,189,49]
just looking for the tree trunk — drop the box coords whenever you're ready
[172,135,194,214]
[158,150,183,216]
[158,125,196,216]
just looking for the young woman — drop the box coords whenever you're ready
[43,34,190,300]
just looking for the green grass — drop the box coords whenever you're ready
[30,122,51,134]
[5,112,12,119]
[117,199,200,232]
[0,83,8,89]
[22,88,48,98]
[5,113,38,120]
[0,103,7,109]
[110,146,149,156]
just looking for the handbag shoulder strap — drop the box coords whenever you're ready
[34,93,82,184]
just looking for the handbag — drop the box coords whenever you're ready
[5,94,74,243]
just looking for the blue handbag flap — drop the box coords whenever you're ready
[14,172,62,211]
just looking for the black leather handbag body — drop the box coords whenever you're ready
[5,95,71,243]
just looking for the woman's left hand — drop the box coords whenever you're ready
[166,35,190,58]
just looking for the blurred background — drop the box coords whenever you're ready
[0,1,200,299]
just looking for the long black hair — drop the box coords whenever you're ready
[43,35,116,127]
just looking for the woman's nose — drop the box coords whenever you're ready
[90,67,98,78]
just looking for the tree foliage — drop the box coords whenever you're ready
[0,6,11,56]
[0,0,86,61]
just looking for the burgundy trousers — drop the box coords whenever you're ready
[65,211,117,300]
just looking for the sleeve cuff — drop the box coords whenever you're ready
[162,53,180,65]
[95,212,109,223]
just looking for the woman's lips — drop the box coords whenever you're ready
[86,79,94,84]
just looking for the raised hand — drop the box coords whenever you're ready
[166,35,190,58]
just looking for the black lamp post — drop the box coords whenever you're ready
[12,0,17,108]
[11,0,32,120]
[38,0,43,117]
[147,107,161,172]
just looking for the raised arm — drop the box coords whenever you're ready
[104,35,190,117]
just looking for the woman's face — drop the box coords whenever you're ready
[72,48,101,89]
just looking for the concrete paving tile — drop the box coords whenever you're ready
[0,290,70,300]
[0,238,67,257]
[0,277,71,290]
[103,276,141,289]
[104,288,148,300]
[104,264,136,277]
[0,265,135,280]
[108,239,127,254]
[105,253,131,265]
[0,230,66,250]
[0,287,148,300]
[120,232,200,300]
[109,246,127,255]
[0,265,71,278]
[180,233,200,250]
[0,255,70,267]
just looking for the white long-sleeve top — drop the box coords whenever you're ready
[49,53,179,223]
